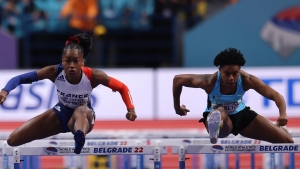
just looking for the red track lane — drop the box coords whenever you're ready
[1,118,299,130]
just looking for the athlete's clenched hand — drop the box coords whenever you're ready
[175,104,190,116]
[0,90,8,105]
[126,109,137,121]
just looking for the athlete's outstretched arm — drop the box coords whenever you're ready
[91,69,136,121]
[173,74,211,116]
[244,73,287,126]
[0,65,57,104]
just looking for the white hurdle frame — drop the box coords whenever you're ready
[4,138,299,169]
[3,145,167,169]
[172,144,298,169]
[150,138,300,169]
[2,139,149,169]
[0,129,300,169]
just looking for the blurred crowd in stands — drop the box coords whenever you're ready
[0,0,237,68]
[0,0,236,38]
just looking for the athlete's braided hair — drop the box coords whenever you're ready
[213,48,246,67]
[63,33,92,58]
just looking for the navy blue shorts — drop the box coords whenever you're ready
[52,103,95,132]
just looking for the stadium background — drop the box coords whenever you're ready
[0,0,300,168]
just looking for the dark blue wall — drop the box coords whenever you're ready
[184,0,300,67]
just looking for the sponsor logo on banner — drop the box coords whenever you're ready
[260,145,299,152]
[87,141,127,146]
[49,141,58,145]
[182,140,192,145]
[59,142,74,146]
[192,140,211,144]
[211,145,223,153]
[225,146,256,152]
[94,147,134,154]
[49,140,74,146]
[220,140,261,144]
[45,147,58,155]
[59,148,90,154]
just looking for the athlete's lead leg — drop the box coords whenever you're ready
[207,110,222,144]
[67,105,94,154]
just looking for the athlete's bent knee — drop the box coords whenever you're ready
[74,106,90,117]
[215,107,226,112]
[74,110,89,119]
[212,107,229,121]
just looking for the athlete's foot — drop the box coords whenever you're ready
[207,111,222,144]
[74,130,85,154]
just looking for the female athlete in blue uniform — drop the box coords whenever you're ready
[0,34,137,154]
[173,48,293,144]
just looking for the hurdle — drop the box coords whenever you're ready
[172,144,298,169]
[3,144,167,169]
[2,138,299,169]
[2,128,300,169]
[151,138,299,169]
[3,139,148,169]
[150,137,270,169]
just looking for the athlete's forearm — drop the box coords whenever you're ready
[274,93,287,116]
[173,75,183,108]
[107,77,134,109]
[2,71,38,94]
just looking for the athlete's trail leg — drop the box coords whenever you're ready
[7,109,64,146]
[240,115,293,143]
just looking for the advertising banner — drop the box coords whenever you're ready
[0,67,299,121]
[0,69,154,121]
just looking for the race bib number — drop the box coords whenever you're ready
[213,102,239,114]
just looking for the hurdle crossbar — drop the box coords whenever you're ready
[6,145,167,169]
[172,144,297,169]
[20,139,148,147]
[4,137,300,169]
[7,145,166,156]
[2,139,149,169]
[172,144,298,154]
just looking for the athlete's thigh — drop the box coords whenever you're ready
[240,115,293,143]
[67,105,95,134]
[219,110,233,138]
[8,109,64,146]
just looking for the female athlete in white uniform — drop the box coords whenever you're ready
[0,34,137,154]
[173,48,293,144]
